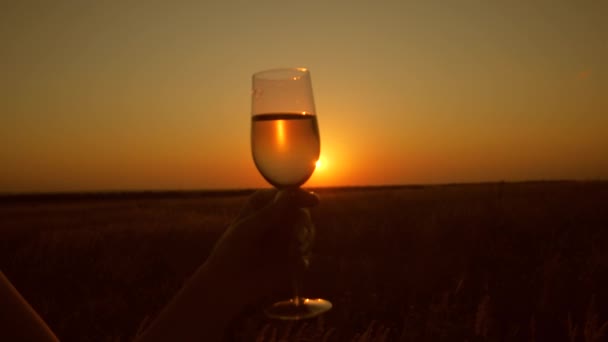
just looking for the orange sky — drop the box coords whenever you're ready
[1,1,607,192]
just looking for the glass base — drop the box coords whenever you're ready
[264,297,332,320]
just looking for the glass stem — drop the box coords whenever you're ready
[292,272,302,306]
[292,205,312,307]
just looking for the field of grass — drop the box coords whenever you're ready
[1,181,607,341]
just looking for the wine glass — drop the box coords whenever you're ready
[251,67,332,320]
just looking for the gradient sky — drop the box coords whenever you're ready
[1,1,607,192]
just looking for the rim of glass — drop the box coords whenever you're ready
[253,67,309,80]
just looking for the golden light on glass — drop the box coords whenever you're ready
[276,119,285,148]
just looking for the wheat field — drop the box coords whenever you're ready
[1,181,607,341]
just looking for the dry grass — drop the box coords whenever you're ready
[1,181,607,341]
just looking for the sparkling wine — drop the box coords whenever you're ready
[251,113,320,188]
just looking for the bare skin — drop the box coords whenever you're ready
[135,189,318,342]
[0,271,60,342]
[1,189,318,342]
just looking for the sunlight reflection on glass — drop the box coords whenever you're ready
[276,120,285,148]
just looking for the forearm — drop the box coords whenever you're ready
[134,262,246,342]
[0,271,59,342]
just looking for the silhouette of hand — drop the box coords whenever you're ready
[203,189,319,304]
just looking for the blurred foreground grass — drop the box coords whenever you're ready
[1,181,607,341]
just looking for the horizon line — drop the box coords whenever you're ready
[1,179,604,201]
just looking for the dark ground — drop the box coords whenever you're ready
[1,181,607,341]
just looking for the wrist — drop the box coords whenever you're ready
[198,261,251,308]
[136,262,247,342]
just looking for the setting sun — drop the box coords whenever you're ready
[1,1,606,193]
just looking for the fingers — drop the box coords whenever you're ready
[237,189,277,218]
[257,190,318,228]
[249,189,279,210]
[229,188,320,245]
[272,189,319,209]
[239,189,319,218]
[233,190,317,242]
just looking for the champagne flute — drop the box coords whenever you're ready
[251,67,332,320]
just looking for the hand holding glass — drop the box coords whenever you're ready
[251,68,332,320]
